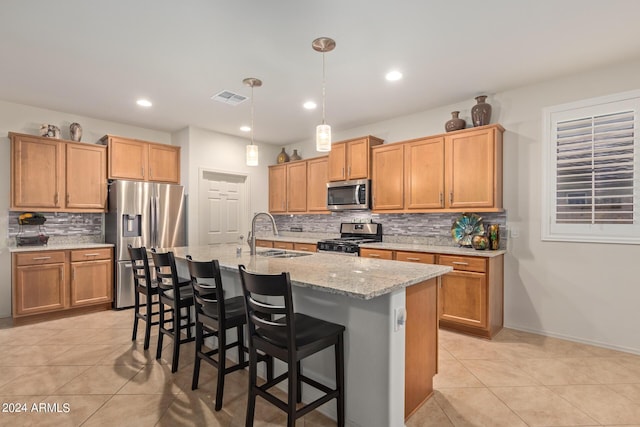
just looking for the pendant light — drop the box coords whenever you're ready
[243,77,262,166]
[312,37,336,152]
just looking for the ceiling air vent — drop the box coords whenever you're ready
[210,90,248,106]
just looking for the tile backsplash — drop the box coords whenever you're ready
[8,212,103,245]
[265,211,507,248]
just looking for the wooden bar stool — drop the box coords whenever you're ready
[238,265,345,427]
[128,245,158,350]
[186,256,273,411]
[151,250,195,373]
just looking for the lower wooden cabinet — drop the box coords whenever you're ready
[12,247,113,324]
[13,251,67,316]
[293,242,317,252]
[359,248,394,260]
[70,248,113,307]
[362,247,504,339]
[273,241,295,250]
[437,254,503,338]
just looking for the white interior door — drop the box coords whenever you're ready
[199,170,249,245]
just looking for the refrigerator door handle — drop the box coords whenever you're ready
[150,194,156,248]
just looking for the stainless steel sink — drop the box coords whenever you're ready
[257,249,312,258]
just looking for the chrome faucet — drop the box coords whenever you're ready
[248,212,279,255]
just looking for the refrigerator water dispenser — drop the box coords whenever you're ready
[122,214,142,237]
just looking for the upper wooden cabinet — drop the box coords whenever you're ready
[269,161,307,213]
[445,126,502,210]
[327,136,383,181]
[372,125,504,213]
[10,132,107,212]
[269,156,329,214]
[306,156,329,212]
[100,135,180,183]
[372,143,404,210]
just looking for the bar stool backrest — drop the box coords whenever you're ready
[238,265,296,353]
[186,257,226,322]
[128,245,152,290]
[151,250,182,299]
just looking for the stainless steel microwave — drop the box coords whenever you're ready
[327,179,370,211]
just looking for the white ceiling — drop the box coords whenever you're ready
[2,1,640,144]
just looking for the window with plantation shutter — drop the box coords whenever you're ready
[542,90,640,244]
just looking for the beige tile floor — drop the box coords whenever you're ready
[1,310,640,427]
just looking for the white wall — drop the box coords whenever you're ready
[0,100,173,318]
[288,59,640,354]
[174,126,279,246]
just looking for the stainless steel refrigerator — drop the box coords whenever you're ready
[105,180,187,308]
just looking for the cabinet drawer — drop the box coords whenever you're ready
[395,251,435,264]
[360,248,394,260]
[255,239,274,248]
[293,243,317,252]
[438,255,486,273]
[71,248,112,262]
[15,251,66,266]
[273,241,295,250]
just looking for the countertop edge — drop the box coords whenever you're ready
[9,243,115,253]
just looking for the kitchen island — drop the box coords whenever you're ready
[166,244,452,427]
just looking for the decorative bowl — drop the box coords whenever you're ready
[451,213,485,247]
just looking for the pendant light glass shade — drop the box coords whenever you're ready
[312,37,336,152]
[243,77,262,166]
[316,124,331,152]
[246,144,259,166]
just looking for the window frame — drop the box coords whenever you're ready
[542,90,640,244]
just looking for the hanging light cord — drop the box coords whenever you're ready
[250,84,255,145]
[321,51,326,125]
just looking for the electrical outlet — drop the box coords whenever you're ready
[394,307,406,332]
[510,227,520,238]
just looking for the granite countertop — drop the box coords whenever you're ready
[359,242,506,258]
[167,244,452,300]
[8,243,115,253]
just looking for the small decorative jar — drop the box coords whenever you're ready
[69,122,82,142]
[488,224,500,250]
[277,147,290,164]
[471,95,492,127]
[445,111,466,132]
[471,234,489,250]
[290,149,302,161]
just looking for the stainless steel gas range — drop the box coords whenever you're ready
[317,222,382,256]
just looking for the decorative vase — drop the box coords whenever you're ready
[40,124,60,138]
[471,95,492,127]
[69,122,82,142]
[471,234,489,250]
[445,111,466,132]
[290,149,302,161]
[488,224,500,250]
[276,147,290,164]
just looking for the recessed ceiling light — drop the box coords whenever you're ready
[385,71,403,81]
[303,101,317,110]
[136,99,152,107]
[240,125,251,132]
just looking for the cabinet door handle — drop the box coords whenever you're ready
[32,256,52,260]
[84,253,100,257]
[439,192,443,205]
[449,192,453,204]
[342,167,345,178]
[149,167,152,178]
[348,166,351,177]
[368,253,380,258]
[141,167,144,178]
[452,261,469,266]
[66,194,70,205]
[406,257,421,261]
[54,193,59,205]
